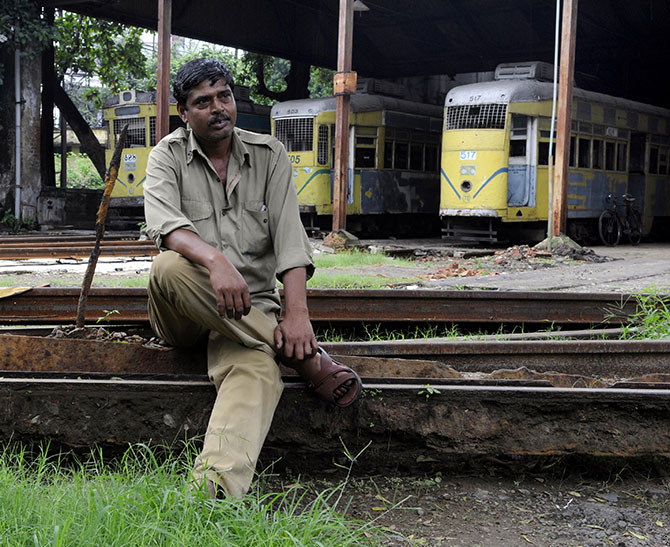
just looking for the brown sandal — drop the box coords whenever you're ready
[306,348,362,408]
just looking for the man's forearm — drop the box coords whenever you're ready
[280,267,309,316]
[163,228,225,271]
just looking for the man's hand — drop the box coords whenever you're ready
[275,267,318,363]
[274,307,318,362]
[208,254,251,320]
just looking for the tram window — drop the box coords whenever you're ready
[605,141,616,170]
[617,142,627,171]
[114,118,145,147]
[592,139,603,170]
[170,116,186,133]
[511,115,527,134]
[660,149,668,175]
[569,136,576,167]
[538,142,549,165]
[394,142,409,170]
[649,147,659,174]
[384,141,394,169]
[317,125,329,165]
[425,145,438,172]
[509,140,526,157]
[410,143,423,170]
[578,138,590,168]
[355,147,376,168]
[275,118,313,152]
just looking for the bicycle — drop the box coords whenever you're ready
[598,193,642,246]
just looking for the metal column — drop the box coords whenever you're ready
[156,0,172,142]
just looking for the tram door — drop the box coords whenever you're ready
[507,115,537,207]
[628,132,646,201]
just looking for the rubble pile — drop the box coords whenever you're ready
[419,262,498,280]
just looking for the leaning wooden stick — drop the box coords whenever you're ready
[75,124,128,328]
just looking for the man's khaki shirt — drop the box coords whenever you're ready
[144,127,314,314]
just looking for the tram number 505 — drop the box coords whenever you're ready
[288,154,301,164]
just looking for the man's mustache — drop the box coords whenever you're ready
[208,114,231,126]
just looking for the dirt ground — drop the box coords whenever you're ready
[2,236,670,545]
[2,238,670,295]
[265,457,670,547]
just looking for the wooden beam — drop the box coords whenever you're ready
[552,0,578,236]
[156,0,172,142]
[332,0,354,232]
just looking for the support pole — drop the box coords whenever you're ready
[14,43,22,221]
[60,107,67,188]
[332,0,355,232]
[156,0,172,142]
[552,0,578,237]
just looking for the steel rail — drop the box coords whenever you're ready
[0,239,157,259]
[0,287,646,325]
[3,332,670,382]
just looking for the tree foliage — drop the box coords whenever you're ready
[54,12,148,109]
[0,0,54,86]
[132,38,333,105]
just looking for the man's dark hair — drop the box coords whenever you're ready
[173,58,235,107]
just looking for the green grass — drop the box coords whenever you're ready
[619,286,670,340]
[317,323,463,342]
[0,442,382,546]
[307,272,420,289]
[55,152,103,189]
[313,249,413,269]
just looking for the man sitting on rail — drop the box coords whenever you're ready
[143,58,362,499]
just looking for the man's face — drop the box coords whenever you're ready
[177,77,237,144]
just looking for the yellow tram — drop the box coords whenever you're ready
[440,62,670,243]
[271,82,443,235]
[103,86,271,200]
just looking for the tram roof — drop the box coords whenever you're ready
[45,0,670,108]
[271,93,443,119]
[445,80,670,120]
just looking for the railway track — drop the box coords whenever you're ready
[0,235,157,259]
[2,285,670,460]
[2,331,670,459]
[0,287,646,325]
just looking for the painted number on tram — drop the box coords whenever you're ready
[288,154,301,164]
[459,151,477,160]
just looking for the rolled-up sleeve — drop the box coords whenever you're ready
[144,141,197,249]
[266,145,315,281]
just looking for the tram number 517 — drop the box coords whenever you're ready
[288,154,301,164]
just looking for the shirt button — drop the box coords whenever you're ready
[263,219,268,223]
[221,210,226,216]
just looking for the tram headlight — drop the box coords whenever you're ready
[460,180,472,193]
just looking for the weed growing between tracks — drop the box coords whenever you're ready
[618,286,670,340]
[0,442,387,546]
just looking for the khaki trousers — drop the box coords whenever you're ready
[147,250,283,497]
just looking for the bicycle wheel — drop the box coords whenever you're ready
[627,209,642,246]
[598,209,621,246]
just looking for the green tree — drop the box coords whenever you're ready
[54,11,148,108]
[134,39,333,105]
[0,0,54,87]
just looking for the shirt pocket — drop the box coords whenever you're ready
[242,200,271,256]
[181,199,215,239]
